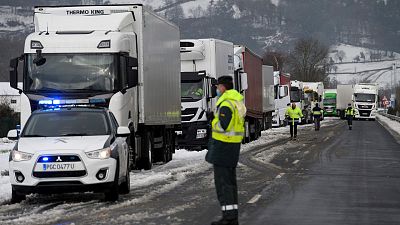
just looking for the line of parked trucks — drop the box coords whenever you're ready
[4,4,379,202]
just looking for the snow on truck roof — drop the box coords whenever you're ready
[0,82,22,96]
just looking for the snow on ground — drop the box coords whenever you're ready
[376,114,400,136]
[0,152,11,204]
[328,44,400,88]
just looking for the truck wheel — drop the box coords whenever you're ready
[119,155,130,195]
[11,188,25,204]
[141,131,153,170]
[105,161,120,202]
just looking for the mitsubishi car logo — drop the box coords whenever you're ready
[56,156,62,162]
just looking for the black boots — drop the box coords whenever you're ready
[211,218,239,225]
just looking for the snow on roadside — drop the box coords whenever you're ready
[0,153,11,204]
[376,114,400,136]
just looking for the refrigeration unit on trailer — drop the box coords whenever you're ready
[336,84,354,119]
[233,45,274,142]
[9,4,181,172]
[272,71,291,127]
[323,89,337,117]
[302,82,324,123]
[177,39,234,150]
[353,83,378,120]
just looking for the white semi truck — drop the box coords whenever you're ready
[272,71,291,127]
[302,82,325,123]
[176,39,233,150]
[9,4,181,170]
[353,83,378,120]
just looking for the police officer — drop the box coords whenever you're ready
[285,102,303,140]
[312,103,323,131]
[345,103,354,130]
[206,76,246,225]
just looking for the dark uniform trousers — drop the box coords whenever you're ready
[206,139,241,220]
[347,115,353,126]
[213,165,238,219]
[289,120,299,137]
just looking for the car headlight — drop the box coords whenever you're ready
[12,150,33,162]
[86,147,111,159]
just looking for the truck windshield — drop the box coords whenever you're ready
[290,87,301,102]
[181,80,204,101]
[324,98,336,105]
[22,111,110,137]
[26,54,118,93]
[354,93,375,103]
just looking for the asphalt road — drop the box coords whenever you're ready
[243,120,400,225]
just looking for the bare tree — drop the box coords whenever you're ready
[287,38,329,82]
[262,51,287,71]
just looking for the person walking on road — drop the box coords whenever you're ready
[285,102,303,140]
[206,76,246,225]
[345,103,354,130]
[312,103,323,131]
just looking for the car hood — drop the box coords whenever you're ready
[17,135,110,153]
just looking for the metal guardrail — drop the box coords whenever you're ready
[379,112,400,123]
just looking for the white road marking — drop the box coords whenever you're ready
[324,137,330,142]
[247,194,262,204]
[292,160,300,165]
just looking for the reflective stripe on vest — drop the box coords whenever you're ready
[212,99,244,143]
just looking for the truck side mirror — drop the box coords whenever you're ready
[240,73,248,91]
[211,85,217,98]
[279,86,286,98]
[10,57,22,92]
[127,57,139,87]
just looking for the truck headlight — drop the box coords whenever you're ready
[196,129,207,139]
[12,150,33,162]
[86,147,111,159]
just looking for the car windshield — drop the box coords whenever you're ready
[25,53,118,93]
[181,80,204,101]
[354,93,375,102]
[22,111,110,137]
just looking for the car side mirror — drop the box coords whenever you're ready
[116,126,130,137]
[7,129,19,140]
[127,57,139,88]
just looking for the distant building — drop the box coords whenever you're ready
[0,82,22,113]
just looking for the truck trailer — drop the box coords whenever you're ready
[9,4,181,170]
[234,46,274,142]
[337,84,354,119]
[176,39,233,150]
[353,83,378,120]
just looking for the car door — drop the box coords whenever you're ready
[109,112,129,178]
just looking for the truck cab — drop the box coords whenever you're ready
[272,71,291,127]
[177,39,233,150]
[323,89,338,117]
[353,83,378,120]
[302,82,325,123]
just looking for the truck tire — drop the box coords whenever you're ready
[141,131,153,170]
[11,188,26,204]
[105,160,120,202]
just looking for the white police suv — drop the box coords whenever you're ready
[8,106,131,203]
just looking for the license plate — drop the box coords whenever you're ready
[34,162,85,172]
[175,131,183,135]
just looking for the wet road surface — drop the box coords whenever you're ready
[243,120,400,225]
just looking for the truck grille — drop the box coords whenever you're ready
[358,104,373,109]
[359,110,371,117]
[181,108,198,122]
[33,171,87,178]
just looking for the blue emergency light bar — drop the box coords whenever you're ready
[38,98,106,106]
